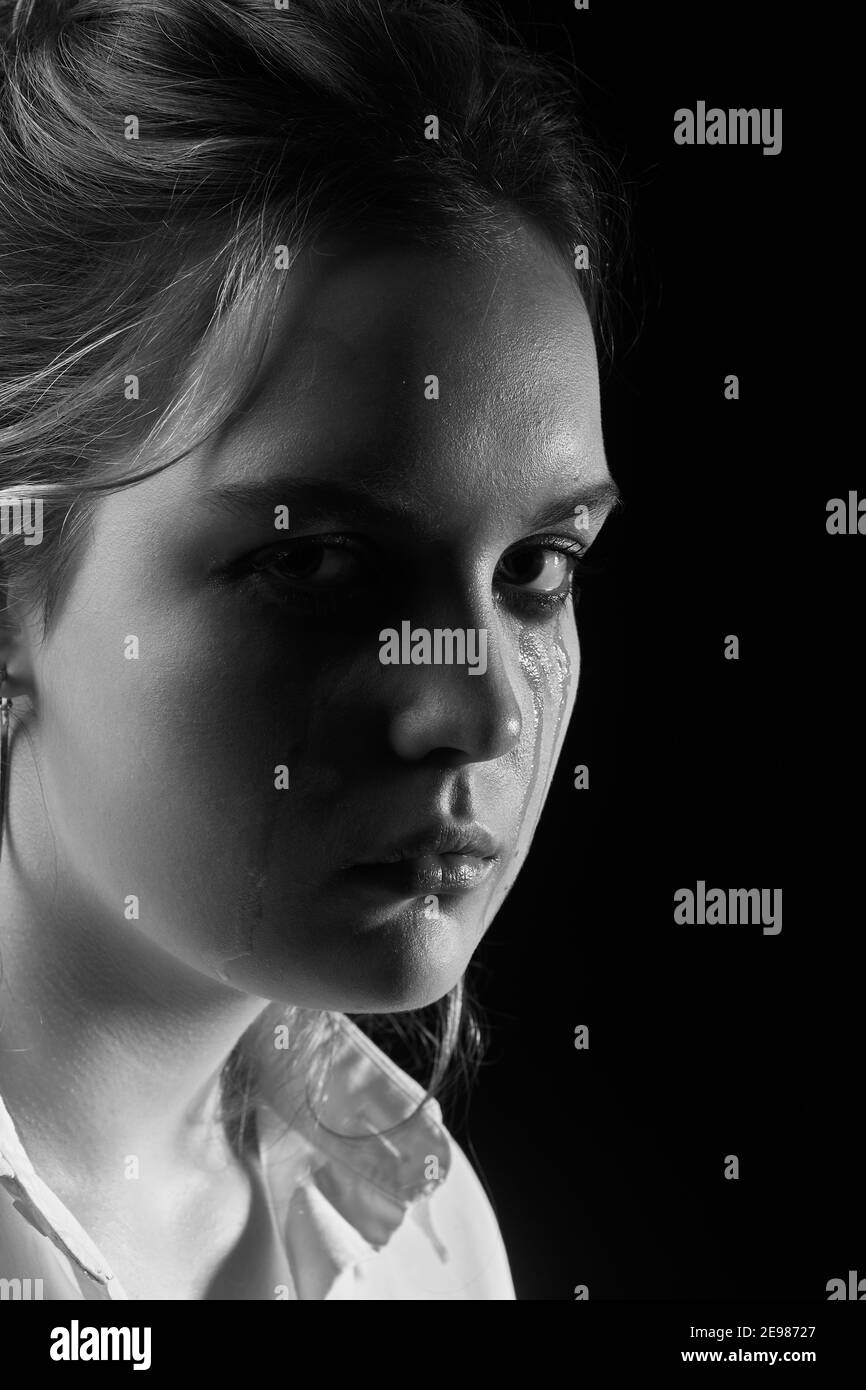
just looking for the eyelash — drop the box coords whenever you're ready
[225,533,602,620]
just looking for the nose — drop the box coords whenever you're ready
[384,617,523,764]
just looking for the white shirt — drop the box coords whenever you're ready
[0,1013,516,1300]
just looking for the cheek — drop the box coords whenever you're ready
[518,615,579,810]
[34,599,317,974]
[477,614,578,939]
[497,613,578,874]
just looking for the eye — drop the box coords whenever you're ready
[496,546,573,593]
[250,538,364,587]
[217,534,373,618]
[493,536,591,618]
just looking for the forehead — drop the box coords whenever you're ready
[203,220,606,516]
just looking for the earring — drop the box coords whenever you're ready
[0,665,11,866]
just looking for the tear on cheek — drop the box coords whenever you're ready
[216,953,256,988]
[518,629,577,817]
[518,626,576,713]
[213,796,285,986]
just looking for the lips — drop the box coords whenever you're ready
[345,822,502,898]
[355,822,500,864]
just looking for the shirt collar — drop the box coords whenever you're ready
[255,1012,451,1249]
[0,1092,122,1295]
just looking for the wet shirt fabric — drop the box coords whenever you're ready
[0,1015,516,1300]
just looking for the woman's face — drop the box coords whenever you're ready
[18,220,617,1012]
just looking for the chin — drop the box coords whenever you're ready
[217,903,471,1013]
[316,913,470,1013]
[265,961,465,1015]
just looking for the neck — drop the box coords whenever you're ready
[0,868,269,1200]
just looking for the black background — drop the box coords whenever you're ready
[437,0,862,1301]
[0,0,856,1339]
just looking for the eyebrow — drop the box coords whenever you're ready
[203,470,623,533]
[530,479,623,531]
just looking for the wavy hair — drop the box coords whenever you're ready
[0,0,626,1142]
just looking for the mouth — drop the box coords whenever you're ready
[345,822,503,898]
[347,854,498,896]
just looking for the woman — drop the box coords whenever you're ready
[0,0,622,1299]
